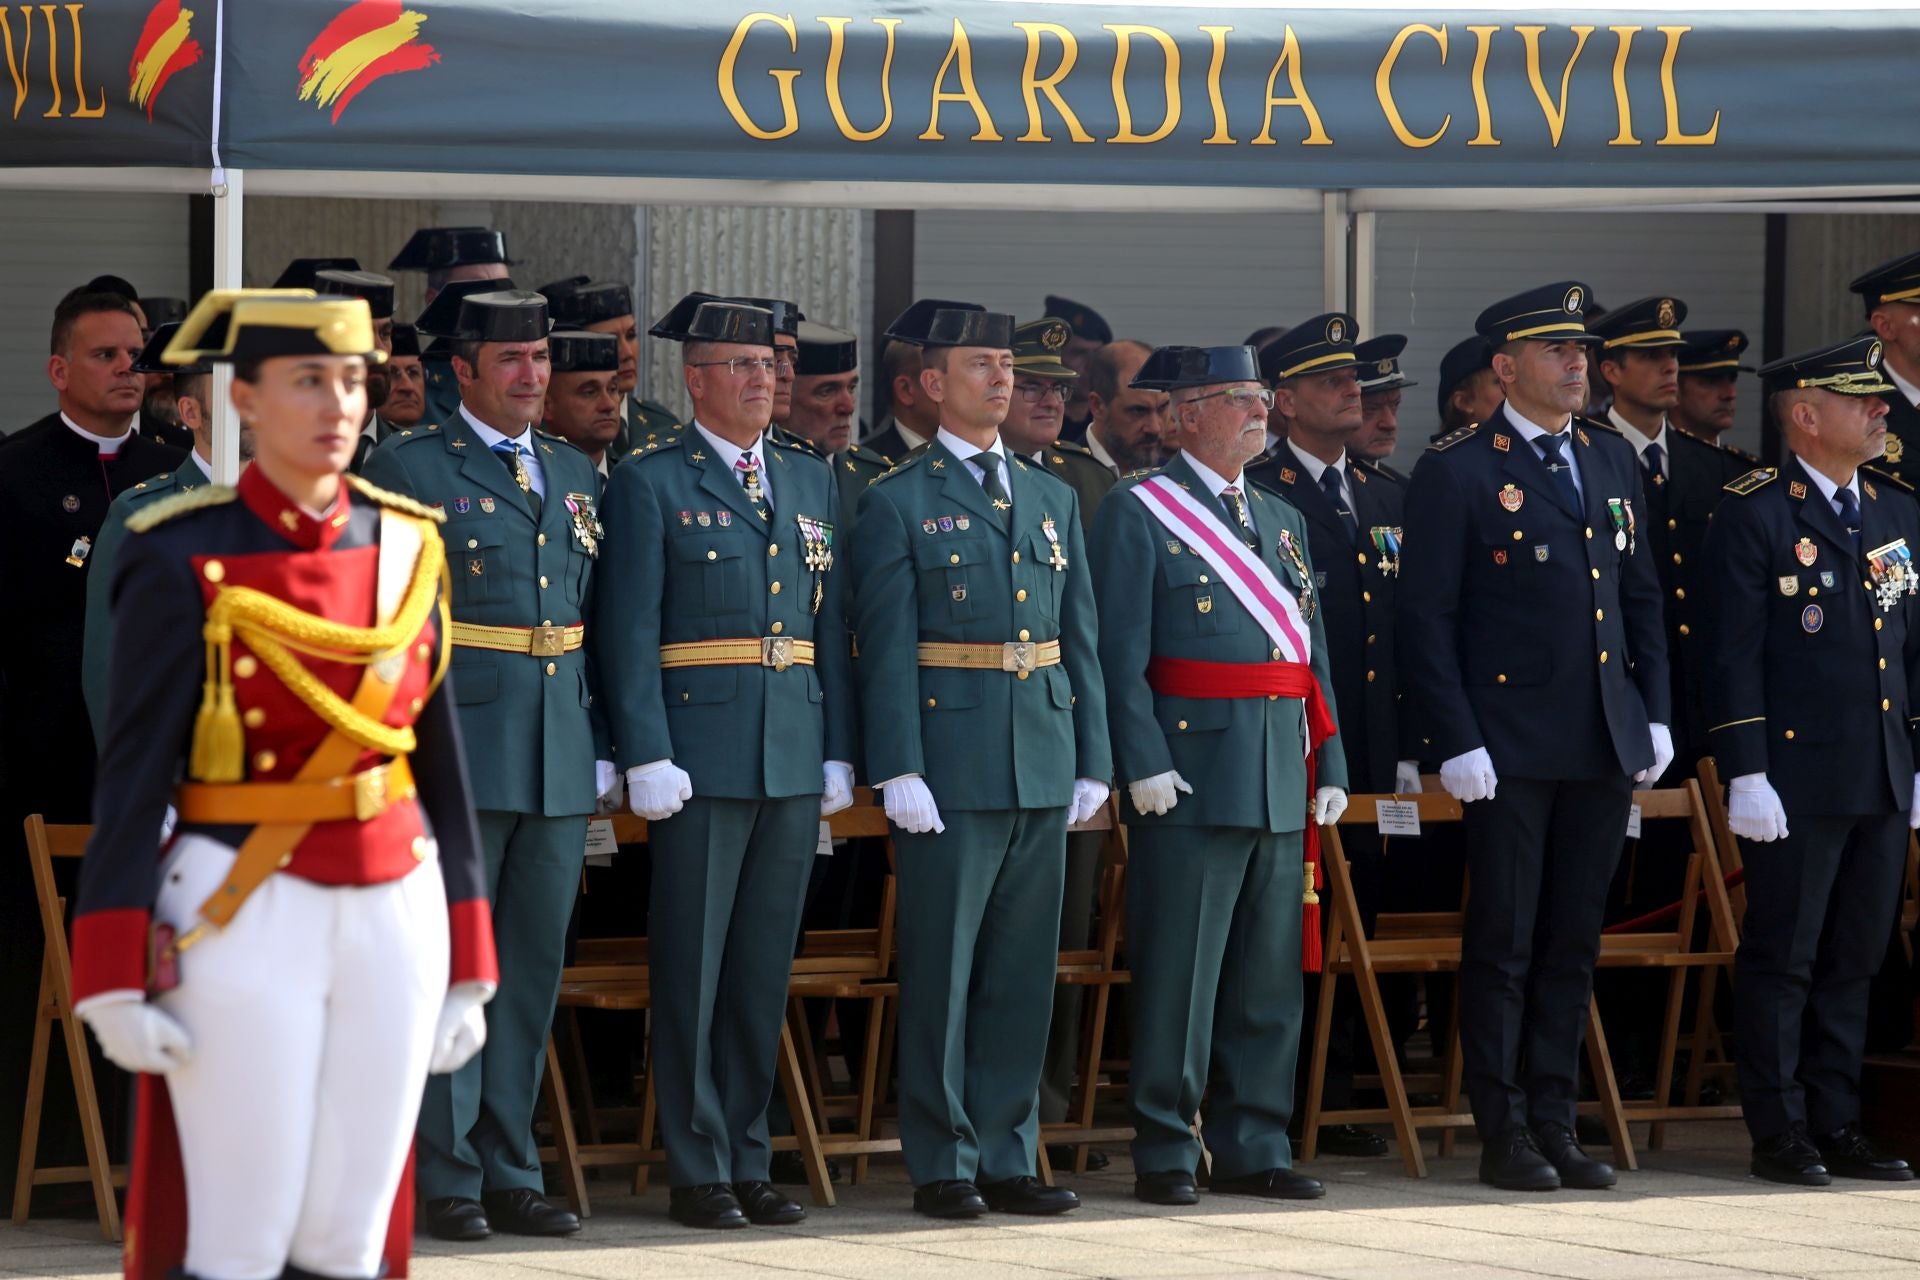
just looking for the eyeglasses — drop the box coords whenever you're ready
[689,357,778,376]
[1184,387,1275,411]
[1013,381,1069,403]
[773,353,797,373]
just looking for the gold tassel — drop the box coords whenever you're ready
[1301,860,1320,906]
[188,626,244,782]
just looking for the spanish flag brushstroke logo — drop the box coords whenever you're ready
[128,1,203,121]
[299,1,439,124]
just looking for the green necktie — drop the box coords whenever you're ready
[975,450,1011,525]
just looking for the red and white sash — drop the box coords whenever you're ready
[1131,474,1312,664]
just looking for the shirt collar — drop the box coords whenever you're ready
[1284,437,1346,486]
[1796,456,1858,509]
[183,449,212,483]
[1084,426,1121,475]
[1180,449,1244,499]
[692,419,767,475]
[890,417,929,452]
[60,411,134,453]
[937,426,1007,469]
[1607,405,1668,459]
[1503,402,1573,446]
[1886,361,1920,410]
[459,403,533,453]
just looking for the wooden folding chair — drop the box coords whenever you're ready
[1695,757,1749,928]
[1304,784,1639,1176]
[13,816,122,1241]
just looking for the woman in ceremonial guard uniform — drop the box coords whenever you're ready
[67,290,499,1280]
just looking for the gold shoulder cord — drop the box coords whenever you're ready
[189,518,447,782]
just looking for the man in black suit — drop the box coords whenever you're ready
[1851,252,1920,488]
[862,337,941,461]
[1349,334,1416,481]
[0,286,184,1207]
[1672,329,1754,445]
[1703,333,1920,1187]
[1398,282,1672,1192]
[1250,315,1414,1159]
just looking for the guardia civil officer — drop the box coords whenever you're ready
[850,300,1110,1219]
[1850,252,1920,486]
[1703,333,1920,1186]
[538,276,682,451]
[782,321,893,531]
[538,330,624,475]
[362,291,611,1241]
[595,299,855,1230]
[1397,283,1673,1192]
[1094,345,1347,1205]
[1249,315,1413,1159]
[388,227,513,429]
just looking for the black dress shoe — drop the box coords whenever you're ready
[1751,1125,1831,1187]
[422,1196,492,1242]
[669,1183,749,1229]
[913,1179,988,1219]
[1814,1124,1914,1182]
[979,1175,1080,1215]
[769,1150,843,1186]
[1318,1124,1389,1157]
[1478,1127,1561,1192]
[1134,1169,1199,1206]
[1046,1143,1110,1171]
[1533,1123,1616,1189]
[1210,1167,1326,1200]
[733,1180,808,1225]
[482,1188,581,1236]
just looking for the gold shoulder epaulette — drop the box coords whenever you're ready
[873,451,927,484]
[344,473,446,523]
[1864,464,1915,494]
[1429,424,1479,452]
[630,434,681,458]
[1578,415,1621,436]
[770,432,817,457]
[126,484,237,533]
[1724,467,1777,496]
[1051,438,1095,459]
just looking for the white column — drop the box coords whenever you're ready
[1351,209,1377,337]
[1321,190,1349,316]
[210,169,244,484]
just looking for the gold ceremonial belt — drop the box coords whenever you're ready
[176,757,416,825]
[917,640,1062,673]
[451,621,584,657]
[659,637,817,672]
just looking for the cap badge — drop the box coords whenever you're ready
[1379,358,1396,376]
[1656,299,1677,328]
[1327,316,1346,345]
[1564,286,1584,314]
[1042,323,1068,351]
[1868,340,1885,369]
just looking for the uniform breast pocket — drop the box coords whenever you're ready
[913,536,989,621]
[671,534,748,615]
[1020,531,1065,621]
[1159,556,1236,636]
[448,521,514,606]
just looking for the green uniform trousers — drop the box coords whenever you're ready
[1126,825,1305,1179]
[649,795,818,1186]
[894,807,1067,1186]
[417,809,587,1198]
[1039,830,1104,1124]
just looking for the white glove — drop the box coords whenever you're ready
[1068,778,1110,827]
[1313,786,1349,826]
[79,993,192,1074]
[1634,723,1675,787]
[627,759,692,821]
[882,775,945,834]
[1727,772,1789,843]
[1439,747,1499,803]
[1911,772,1920,830]
[1394,761,1423,794]
[1129,770,1192,816]
[595,759,618,801]
[821,761,855,817]
[428,981,492,1075]
[159,804,177,846]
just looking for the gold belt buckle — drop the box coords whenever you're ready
[530,625,566,657]
[353,765,390,821]
[762,636,795,671]
[1002,641,1035,673]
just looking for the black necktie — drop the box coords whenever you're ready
[1641,441,1665,488]
[1534,433,1582,516]
[975,451,1011,525]
[1319,466,1358,543]
[1836,486,1862,555]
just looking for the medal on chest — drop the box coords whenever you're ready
[1368,525,1402,578]
[797,514,834,616]
[1606,497,1635,555]
[564,492,602,558]
[1867,537,1918,613]
[1277,528,1316,622]
[1041,513,1067,572]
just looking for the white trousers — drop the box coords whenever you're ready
[154,835,448,1280]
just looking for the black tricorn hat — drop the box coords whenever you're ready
[796,320,858,376]
[389,322,421,359]
[549,330,620,374]
[540,278,635,328]
[388,226,511,272]
[683,301,775,348]
[133,321,208,375]
[649,291,722,340]
[884,298,1013,349]
[445,290,553,344]
[729,296,803,339]
[414,276,519,338]
[313,268,395,320]
[1131,345,1261,392]
[139,296,188,328]
[273,257,360,290]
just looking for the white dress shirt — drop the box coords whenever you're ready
[1887,361,1920,412]
[461,404,547,502]
[692,420,775,511]
[1608,406,1670,480]
[1284,437,1354,511]
[937,426,1014,504]
[1799,459,1861,527]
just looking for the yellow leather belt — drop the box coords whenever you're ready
[451,621,583,657]
[917,639,1061,673]
[175,757,416,825]
[660,637,816,672]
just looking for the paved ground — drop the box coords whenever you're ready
[8,1125,1920,1279]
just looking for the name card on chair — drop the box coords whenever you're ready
[1375,799,1421,837]
[584,817,619,865]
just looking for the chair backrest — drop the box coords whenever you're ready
[1693,757,1748,927]
[22,815,92,947]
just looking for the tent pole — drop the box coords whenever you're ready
[1321,191,1349,315]
[210,169,244,485]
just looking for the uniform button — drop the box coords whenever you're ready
[411,837,428,862]
[234,655,259,679]
[1784,729,1795,740]
[1513,530,1524,541]
[253,750,277,773]
[1356,552,1368,565]
[1880,658,1888,670]
[1493,673,1511,685]
[768,544,778,557]
[950,553,961,564]
[1366,670,1377,682]
[467,538,478,549]
[1268,694,1279,701]
[1199,574,1211,584]
[1808,587,1819,597]
[1678,624,1691,636]
[771,621,784,634]
[1599,650,1609,664]
[1362,590,1373,603]
[1017,670,1030,680]
[1675,588,1686,601]
[1591,568,1601,580]
[415,643,431,661]
[1177,719,1188,730]
[537,533,547,546]
[1667,518,1678,531]
[1884,698,1893,711]
[681,691,690,701]
[927,698,937,708]
[770,581,782,594]
[543,619,552,626]
[203,559,226,583]
[1876,618,1885,631]
[1366,634,1377,646]
[1272,648,1283,660]
[1672,553,1683,565]
[242,708,265,728]
[545,662,557,676]
[707,550,718,561]
[1017,589,1028,602]
[539,575,549,588]
[1865,579,1873,590]
[1019,629,1031,641]
[409,697,423,714]
[276,852,293,869]
[1595,609,1604,621]
[1584,527,1593,540]
[1012,551,1021,563]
